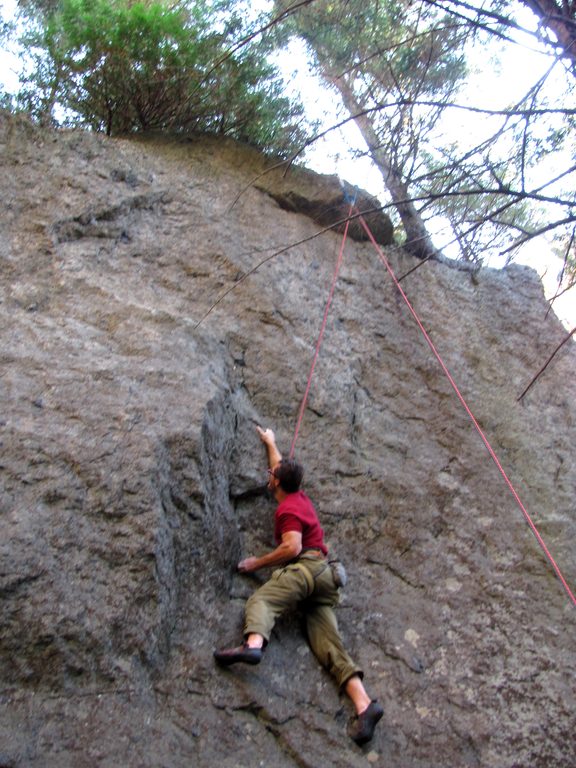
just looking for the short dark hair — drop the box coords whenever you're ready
[275,458,304,494]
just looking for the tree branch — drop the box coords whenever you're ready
[517,325,576,400]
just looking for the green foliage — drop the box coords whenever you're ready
[16,0,61,16]
[1,8,15,49]
[0,93,15,111]
[16,0,310,155]
[422,148,542,263]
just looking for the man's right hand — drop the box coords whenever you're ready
[238,557,260,573]
[256,426,275,445]
[257,425,282,468]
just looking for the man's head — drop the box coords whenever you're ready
[269,458,304,495]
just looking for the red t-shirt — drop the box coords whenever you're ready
[274,491,328,555]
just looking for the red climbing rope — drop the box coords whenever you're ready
[289,206,353,458]
[356,211,576,608]
[287,200,574,606]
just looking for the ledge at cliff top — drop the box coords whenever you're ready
[250,155,394,245]
[1,112,575,768]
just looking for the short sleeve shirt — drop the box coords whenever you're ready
[274,491,328,555]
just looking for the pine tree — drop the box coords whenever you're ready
[15,0,312,156]
[275,0,469,260]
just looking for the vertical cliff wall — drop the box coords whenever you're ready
[1,113,575,768]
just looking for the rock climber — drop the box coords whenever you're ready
[214,426,384,746]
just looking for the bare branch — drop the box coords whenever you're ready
[500,216,576,254]
[546,227,576,317]
[517,325,576,400]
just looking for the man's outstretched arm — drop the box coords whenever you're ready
[256,426,282,469]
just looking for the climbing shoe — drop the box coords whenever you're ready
[349,700,384,745]
[213,643,263,666]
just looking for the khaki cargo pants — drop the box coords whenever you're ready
[244,555,363,690]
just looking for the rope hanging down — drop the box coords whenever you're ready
[353,210,576,609]
[284,198,573,607]
[289,204,353,458]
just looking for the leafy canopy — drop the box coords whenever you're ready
[16,0,311,155]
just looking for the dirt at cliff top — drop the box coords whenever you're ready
[1,113,575,768]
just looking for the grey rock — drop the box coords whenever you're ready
[253,160,394,245]
[1,112,575,767]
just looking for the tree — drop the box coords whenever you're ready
[550,226,576,304]
[270,0,575,272]
[0,5,18,109]
[419,0,576,73]
[519,0,576,69]
[275,0,479,261]
[15,0,312,156]
[413,0,576,282]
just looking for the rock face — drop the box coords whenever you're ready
[251,157,394,245]
[1,112,575,768]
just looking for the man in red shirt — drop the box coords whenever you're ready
[214,426,383,746]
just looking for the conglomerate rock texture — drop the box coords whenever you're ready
[1,112,575,768]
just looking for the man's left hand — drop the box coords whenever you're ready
[238,557,259,573]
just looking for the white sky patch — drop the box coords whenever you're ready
[272,37,387,200]
[1,0,22,93]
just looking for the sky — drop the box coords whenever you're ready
[1,0,19,87]
[0,0,574,328]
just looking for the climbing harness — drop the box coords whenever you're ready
[291,556,331,597]
[290,203,576,609]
